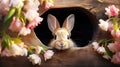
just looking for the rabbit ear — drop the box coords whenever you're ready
[47,14,60,32]
[62,14,75,32]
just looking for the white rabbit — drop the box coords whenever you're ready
[47,14,76,50]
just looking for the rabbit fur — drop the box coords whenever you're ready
[47,14,76,50]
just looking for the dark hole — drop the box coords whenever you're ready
[34,7,98,47]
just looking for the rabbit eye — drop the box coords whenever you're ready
[54,35,57,39]
[67,35,70,39]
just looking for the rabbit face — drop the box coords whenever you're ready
[47,14,75,50]
[50,28,74,50]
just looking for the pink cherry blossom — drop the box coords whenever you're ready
[111,29,120,40]
[27,17,43,29]
[44,50,54,61]
[108,22,114,31]
[97,46,106,54]
[111,30,115,37]
[20,48,28,56]
[111,52,120,64]
[24,0,40,11]
[108,42,120,52]
[105,5,119,17]
[116,30,120,39]
[92,41,99,50]
[108,43,116,52]
[25,10,39,22]
[1,48,12,56]
[19,27,31,36]
[28,54,41,65]
[0,0,10,15]
[11,43,23,56]
[11,43,28,56]
[10,0,24,8]
[98,19,109,31]
[9,16,23,32]
[35,46,43,55]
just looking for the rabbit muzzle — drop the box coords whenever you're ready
[54,40,71,50]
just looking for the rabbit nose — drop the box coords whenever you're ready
[60,44,64,48]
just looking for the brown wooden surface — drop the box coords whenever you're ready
[0,45,120,67]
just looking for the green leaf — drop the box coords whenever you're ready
[114,22,118,31]
[3,7,16,32]
[19,13,27,26]
[104,45,114,58]
[41,44,48,51]
[2,34,12,49]
[28,49,34,55]
[1,40,8,51]
[98,39,114,57]
[3,7,16,23]
[3,17,14,32]
[112,17,119,31]
[40,50,44,55]
[16,7,22,17]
